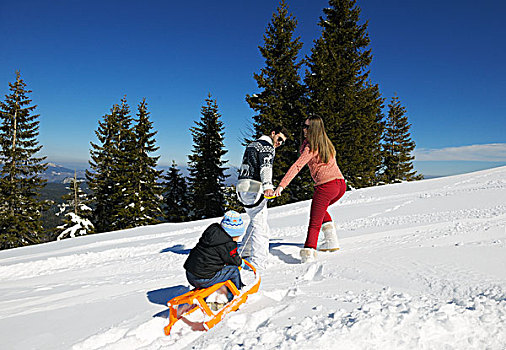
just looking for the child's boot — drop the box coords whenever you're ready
[300,248,317,263]
[207,286,229,311]
[208,302,226,311]
[318,221,340,252]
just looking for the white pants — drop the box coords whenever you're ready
[238,192,270,270]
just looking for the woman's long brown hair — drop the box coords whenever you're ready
[303,116,336,164]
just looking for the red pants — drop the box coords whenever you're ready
[305,179,346,249]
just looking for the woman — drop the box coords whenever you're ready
[273,116,346,263]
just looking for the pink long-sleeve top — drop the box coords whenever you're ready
[279,139,344,188]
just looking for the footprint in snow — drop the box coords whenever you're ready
[297,263,324,282]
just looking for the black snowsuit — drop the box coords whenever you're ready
[184,223,242,279]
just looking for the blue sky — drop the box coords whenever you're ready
[1,0,505,176]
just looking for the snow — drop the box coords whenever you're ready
[1,166,505,349]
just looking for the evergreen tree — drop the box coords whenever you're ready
[87,103,118,233]
[87,98,130,232]
[246,0,311,204]
[187,94,228,219]
[381,96,422,183]
[88,98,163,232]
[305,0,384,189]
[0,71,47,250]
[56,171,94,240]
[223,185,243,213]
[115,99,163,227]
[107,98,137,230]
[162,161,189,222]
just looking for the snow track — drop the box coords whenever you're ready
[193,287,505,350]
[1,167,505,349]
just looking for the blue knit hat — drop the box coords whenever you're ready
[220,210,245,237]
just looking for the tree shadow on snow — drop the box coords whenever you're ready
[160,244,191,255]
[147,285,190,318]
[269,241,303,265]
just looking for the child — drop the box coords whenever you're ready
[184,210,245,304]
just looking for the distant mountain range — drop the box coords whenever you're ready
[43,163,87,183]
[165,165,239,186]
[43,162,442,184]
[42,162,239,185]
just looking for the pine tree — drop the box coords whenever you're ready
[56,171,94,240]
[87,103,118,233]
[107,97,137,230]
[0,71,48,250]
[88,98,163,232]
[87,98,130,232]
[246,0,311,204]
[162,161,189,222]
[305,0,384,189]
[223,185,243,213]
[114,99,163,227]
[381,96,422,183]
[187,94,229,219]
[133,99,163,224]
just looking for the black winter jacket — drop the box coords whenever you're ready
[184,223,242,279]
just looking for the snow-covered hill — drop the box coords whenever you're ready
[1,167,505,349]
[42,163,87,183]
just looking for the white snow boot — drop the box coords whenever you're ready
[300,248,317,263]
[318,221,340,252]
[206,286,229,311]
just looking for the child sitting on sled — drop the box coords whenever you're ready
[183,210,246,308]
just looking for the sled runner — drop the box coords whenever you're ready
[164,260,260,335]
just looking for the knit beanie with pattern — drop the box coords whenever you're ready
[220,210,245,237]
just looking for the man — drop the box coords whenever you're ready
[236,126,288,270]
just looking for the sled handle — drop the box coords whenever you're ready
[242,259,257,274]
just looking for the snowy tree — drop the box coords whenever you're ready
[305,0,384,188]
[115,99,163,227]
[87,98,132,232]
[381,96,422,183]
[162,161,190,222]
[88,97,162,232]
[246,0,311,204]
[187,94,228,219]
[106,97,138,230]
[56,171,94,240]
[0,71,47,250]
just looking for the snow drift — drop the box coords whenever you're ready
[0,166,505,349]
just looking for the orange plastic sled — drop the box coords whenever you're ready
[164,260,261,336]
